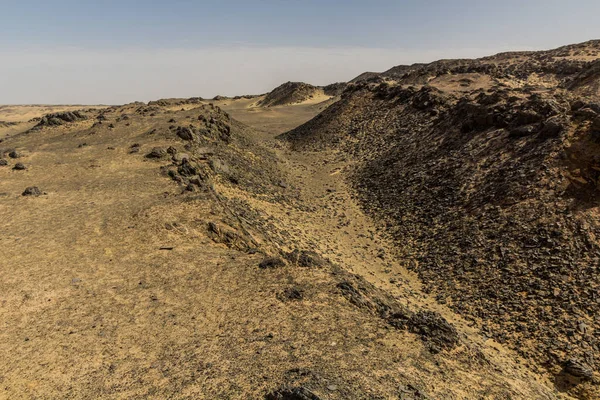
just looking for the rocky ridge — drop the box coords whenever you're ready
[281,39,600,398]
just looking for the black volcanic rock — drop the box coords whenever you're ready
[22,187,41,196]
[33,111,86,129]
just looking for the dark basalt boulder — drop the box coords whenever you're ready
[259,257,286,269]
[22,187,42,196]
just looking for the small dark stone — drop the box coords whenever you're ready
[508,124,538,138]
[178,159,198,176]
[22,186,42,196]
[277,286,304,301]
[129,143,140,153]
[513,110,543,126]
[571,100,585,111]
[167,170,181,182]
[573,107,598,119]
[172,153,190,163]
[591,116,600,133]
[188,176,204,187]
[184,183,197,192]
[8,150,21,159]
[0,159,7,166]
[540,115,568,138]
[176,126,195,141]
[13,163,26,170]
[145,147,167,159]
[259,257,286,269]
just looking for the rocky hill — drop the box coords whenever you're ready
[281,39,600,399]
[352,40,600,85]
[258,81,326,107]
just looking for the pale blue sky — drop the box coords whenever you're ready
[1,0,599,104]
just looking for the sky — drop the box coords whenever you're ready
[1,0,599,104]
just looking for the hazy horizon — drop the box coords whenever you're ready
[2,0,599,104]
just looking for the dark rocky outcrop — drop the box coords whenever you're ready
[145,147,167,159]
[277,286,304,302]
[259,257,286,269]
[336,274,459,353]
[22,187,42,196]
[32,111,86,129]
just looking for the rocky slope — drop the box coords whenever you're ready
[281,39,600,399]
[0,97,566,398]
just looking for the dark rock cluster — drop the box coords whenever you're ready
[168,106,288,198]
[170,105,231,143]
[336,273,459,354]
[32,111,86,129]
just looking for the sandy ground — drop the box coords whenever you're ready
[214,96,335,138]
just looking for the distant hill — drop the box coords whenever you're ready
[351,39,600,84]
[257,81,323,107]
